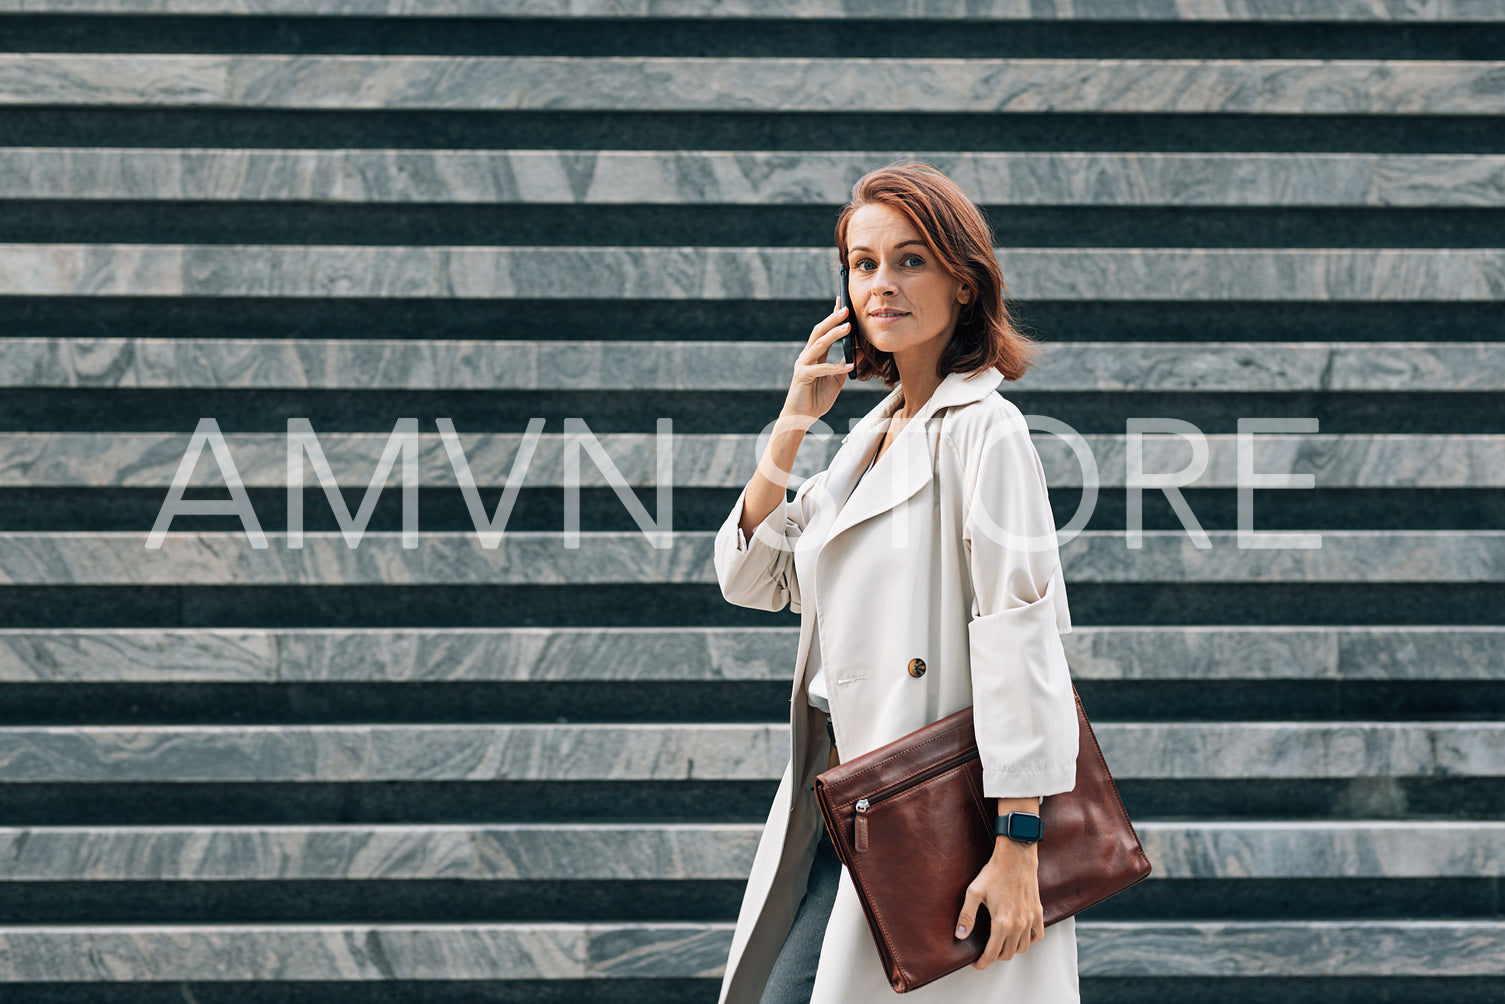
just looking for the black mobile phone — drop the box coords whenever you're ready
[837,265,857,366]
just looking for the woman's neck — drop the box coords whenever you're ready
[890,340,946,421]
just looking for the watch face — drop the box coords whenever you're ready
[1010,813,1043,841]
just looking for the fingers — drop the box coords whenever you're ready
[806,298,849,346]
[968,909,1043,969]
[818,318,852,358]
[977,917,1006,970]
[960,886,1005,970]
[807,318,849,360]
[818,323,850,356]
[797,353,852,378]
[797,295,853,369]
[972,920,1027,969]
[797,326,854,375]
[954,888,980,942]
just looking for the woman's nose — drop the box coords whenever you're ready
[871,264,900,294]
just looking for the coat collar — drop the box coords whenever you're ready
[817,366,1004,555]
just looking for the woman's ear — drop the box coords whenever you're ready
[958,285,972,306]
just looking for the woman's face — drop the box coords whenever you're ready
[844,202,971,361]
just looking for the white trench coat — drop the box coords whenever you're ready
[713,365,1081,1003]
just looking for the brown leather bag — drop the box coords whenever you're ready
[813,684,1150,993]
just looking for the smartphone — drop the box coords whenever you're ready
[837,265,857,366]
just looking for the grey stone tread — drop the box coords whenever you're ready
[2,56,1503,115]
[0,920,1501,981]
[3,432,1501,490]
[0,821,1499,881]
[0,531,1499,585]
[1076,920,1505,977]
[1136,820,1505,879]
[0,920,732,981]
[0,0,1497,21]
[6,339,1501,392]
[5,149,1502,206]
[0,823,765,881]
[4,244,1500,300]
[0,723,792,782]
[0,721,1498,782]
[1064,626,1505,681]
[3,627,1504,683]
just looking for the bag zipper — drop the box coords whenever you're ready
[851,747,980,853]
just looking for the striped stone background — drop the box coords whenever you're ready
[0,1,1502,1001]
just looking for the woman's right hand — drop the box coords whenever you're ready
[781,297,856,426]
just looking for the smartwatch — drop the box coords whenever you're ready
[995,810,1043,844]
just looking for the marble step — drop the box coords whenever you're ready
[0,821,1499,881]
[5,339,1502,393]
[0,0,1497,20]
[0,530,1500,586]
[5,244,1500,300]
[2,55,1503,115]
[0,721,1499,782]
[6,150,1503,206]
[3,626,1502,684]
[5,432,1501,490]
[0,920,1500,981]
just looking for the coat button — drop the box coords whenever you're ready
[907,658,927,678]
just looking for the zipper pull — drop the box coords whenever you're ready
[854,797,869,852]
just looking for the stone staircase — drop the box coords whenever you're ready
[0,2,1502,1001]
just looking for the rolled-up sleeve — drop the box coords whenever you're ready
[713,469,828,614]
[952,408,1078,799]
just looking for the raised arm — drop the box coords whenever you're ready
[713,296,857,612]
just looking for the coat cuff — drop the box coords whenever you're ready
[967,574,1079,800]
[724,487,791,555]
[712,486,804,613]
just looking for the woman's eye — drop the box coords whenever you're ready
[855,256,922,270]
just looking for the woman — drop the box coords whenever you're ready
[712,162,1081,1003]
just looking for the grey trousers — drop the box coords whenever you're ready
[757,822,844,1004]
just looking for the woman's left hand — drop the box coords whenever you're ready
[953,838,1044,968]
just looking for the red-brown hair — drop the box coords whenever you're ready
[835,161,1040,386]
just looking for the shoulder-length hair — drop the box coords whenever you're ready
[835,161,1040,386]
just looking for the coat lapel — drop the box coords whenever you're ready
[817,366,1004,556]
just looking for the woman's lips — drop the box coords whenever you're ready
[869,312,909,324]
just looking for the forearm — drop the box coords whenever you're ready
[738,412,815,539]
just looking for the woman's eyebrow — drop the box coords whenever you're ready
[849,239,927,254]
